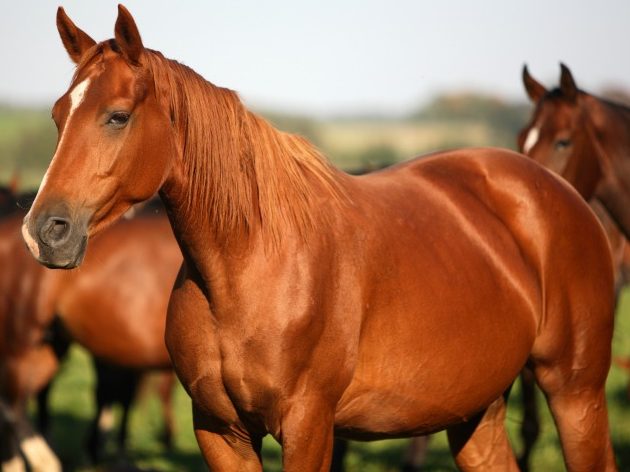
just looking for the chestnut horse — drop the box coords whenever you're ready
[0,205,181,471]
[22,6,617,471]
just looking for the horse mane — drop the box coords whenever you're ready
[547,87,630,118]
[598,96,630,120]
[139,48,348,246]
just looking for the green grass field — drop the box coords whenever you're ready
[40,290,630,472]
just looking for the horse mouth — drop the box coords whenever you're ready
[22,213,89,270]
[36,235,88,269]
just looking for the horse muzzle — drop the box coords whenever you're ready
[22,206,89,269]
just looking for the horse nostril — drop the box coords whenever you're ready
[39,216,71,247]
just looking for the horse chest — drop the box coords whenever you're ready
[171,320,280,426]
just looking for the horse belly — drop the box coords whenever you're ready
[334,247,538,439]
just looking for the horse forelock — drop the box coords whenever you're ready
[142,50,347,246]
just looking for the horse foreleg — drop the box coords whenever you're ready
[446,395,519,471]
[193,406,263,472]
[402,436,431,472]
[280,402,335,472]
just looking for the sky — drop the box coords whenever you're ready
[2,1,630,116]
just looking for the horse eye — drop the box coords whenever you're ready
[107,112,130,128]
[554,139,571,150]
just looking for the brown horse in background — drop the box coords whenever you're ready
[0,203,181,471]
[23,6,617,471]
[517,63,630,470]
[519,63,630,239]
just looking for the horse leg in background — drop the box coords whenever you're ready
[86,394,106,464]
[446,394,519,471]
[155,370,177,449]
[401,436,432,472]
[35,316,72,439]
[87,358,141,464]
[517,367,539,472]
[2,347,62,472]
[330,438,348,472]
[12,409,61,472]
[35,384,52,439]
[327,436,430,472]
[0,399,27,472]
[115,369,141,458]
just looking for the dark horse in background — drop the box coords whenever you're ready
[0,196,181,471]
[518,63,630,471]
[23,6,617,471]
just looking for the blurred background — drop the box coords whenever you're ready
[2,1,630,471]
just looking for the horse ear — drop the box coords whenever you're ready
[522,65,546,103]
[56,7,96,64]
[115,4,144,65]
[559,63,579,102]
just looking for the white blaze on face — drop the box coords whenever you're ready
[19,435,62,472]
[523,126,540,154]
[22,77,92,254]
[36,77,92,198]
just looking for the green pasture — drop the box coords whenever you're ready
[41,290,630,471]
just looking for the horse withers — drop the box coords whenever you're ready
[22,6,617,471]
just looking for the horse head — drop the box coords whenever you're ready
[518,64,602,198]
[22,6,177,269]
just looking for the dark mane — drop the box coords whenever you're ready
[141,47,347,245]
[547,87,630,118]
[599,96,630,119]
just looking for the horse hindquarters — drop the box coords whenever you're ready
[529,192,616,471]
[423,151,616,471]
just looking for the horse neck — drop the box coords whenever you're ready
[581,94,630,238]
[583,94,630,157]
[157,84,348,283]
